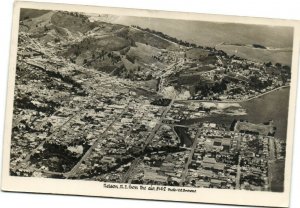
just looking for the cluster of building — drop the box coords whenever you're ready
[147,125,180,150]
[171,49,291,101]
[11,33,165,176]
[69,100,168,181]
[274,138,286,160]
[130,149,190,185]
[120,123,286,191]
[182,127,238,189]
[164,102,210,123]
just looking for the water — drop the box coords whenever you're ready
[240,87,290,139]
[110,16,293,48]
[182,87,290,140]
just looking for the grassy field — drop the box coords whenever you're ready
[142,79,159,91]
[128,28,179,50]
[65,36,131,58]
[126,42,165,67]
[20,9,50,20]
[235,121,274,136]
[51,12,97,34]
[185,48,209,59]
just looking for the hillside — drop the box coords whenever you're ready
[111,15,293,49]
[108,15,293,66]
[17,9,292,101]
[20,9,50,20]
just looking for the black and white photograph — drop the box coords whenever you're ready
[1,1,300,207]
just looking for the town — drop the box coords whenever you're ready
[10,9,288,192]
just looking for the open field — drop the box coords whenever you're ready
[235,121,275,136]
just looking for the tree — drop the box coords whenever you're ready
[265,61,272,67]
[275,63,282,68]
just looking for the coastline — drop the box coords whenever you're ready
[176,85,290,103]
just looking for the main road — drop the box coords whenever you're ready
[121,99,174,183]
[235,155,242,189]
[179,129,200,186]
[267,137,276,191]
[64,104,130,178]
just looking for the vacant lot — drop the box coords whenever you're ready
[20,9,50,20]
[128,29,179,50]
[185,48,209,60]
[235,121,274,136]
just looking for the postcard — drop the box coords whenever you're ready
[2,1,300,207]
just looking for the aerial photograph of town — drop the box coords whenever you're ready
[9,8,293,193]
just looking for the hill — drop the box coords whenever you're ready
[20,9,50,20]
[17,9,292,101]
[110,15,293,66]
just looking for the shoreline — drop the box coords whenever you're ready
[217,43,293,52]
[176,85,290,103]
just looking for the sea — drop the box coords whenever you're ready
[240,86,290,140]
[181,86,291,140]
